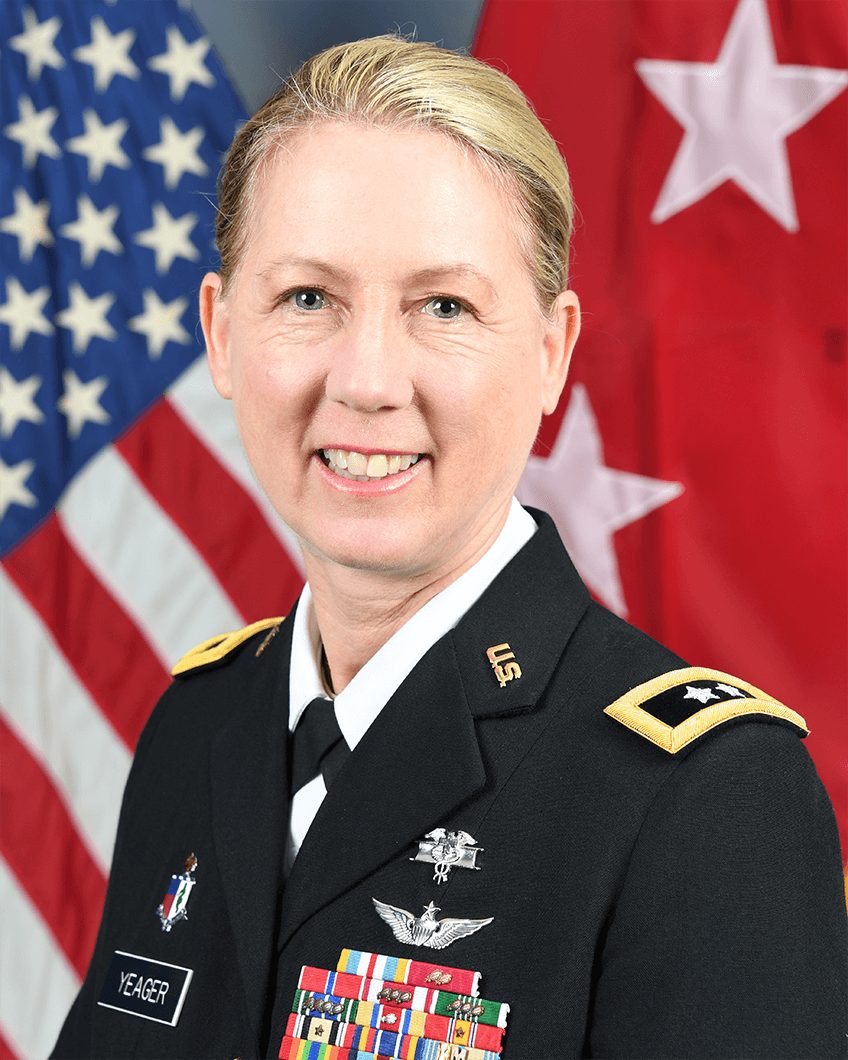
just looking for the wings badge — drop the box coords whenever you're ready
[372,898,493,949]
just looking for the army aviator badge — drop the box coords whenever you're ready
[373,898,493,949]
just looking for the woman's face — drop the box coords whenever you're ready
[201,122,579,583]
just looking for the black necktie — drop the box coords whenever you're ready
[288,697,350,798]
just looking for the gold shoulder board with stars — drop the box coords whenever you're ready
[171,617,284,676]
[604,667,808,754]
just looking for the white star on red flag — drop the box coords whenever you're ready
[636,0,848,230]
[517,384,682,616]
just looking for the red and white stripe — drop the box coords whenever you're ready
[0,356,304,1058]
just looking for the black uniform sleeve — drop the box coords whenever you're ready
[589,721,848,1059]
[50,688,170,1059]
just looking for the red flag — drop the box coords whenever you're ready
[476,0,848,851]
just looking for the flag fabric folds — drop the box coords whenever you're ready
[0,3,303,1055]
[476,0,847,855]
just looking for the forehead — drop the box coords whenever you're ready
[241,122,533,289]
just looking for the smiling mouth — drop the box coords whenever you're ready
[319,448,422,482]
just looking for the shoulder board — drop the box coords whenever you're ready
[604,666,808,754]
[171,617,284,677]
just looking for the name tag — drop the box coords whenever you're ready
[98,950,193,1026]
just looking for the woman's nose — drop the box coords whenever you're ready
[325,310,414,413]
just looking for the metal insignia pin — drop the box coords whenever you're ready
[425,970,453,985]
[411,828,483,883]
[372,897,493,949]
[486,643,522,688]
[156,853,198,931]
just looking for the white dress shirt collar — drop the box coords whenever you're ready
[288,498,536,748]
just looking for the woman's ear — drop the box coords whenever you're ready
[540,290,580,415]
[199,272,232,399]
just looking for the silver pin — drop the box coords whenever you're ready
[411,828,483,883]
[372,897,493,949]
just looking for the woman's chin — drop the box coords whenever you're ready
[298,527,434,581]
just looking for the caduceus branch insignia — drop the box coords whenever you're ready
[412,828,483,883]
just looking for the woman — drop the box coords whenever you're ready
[53,36,847,1060]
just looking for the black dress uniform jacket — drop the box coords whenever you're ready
[53,511,848,1059]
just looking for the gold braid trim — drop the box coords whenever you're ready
[171,617,284,676]
[604,666,808,754]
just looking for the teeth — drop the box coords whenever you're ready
[366,454,388,478]
[347,451,367,476]
[321,449,421,481]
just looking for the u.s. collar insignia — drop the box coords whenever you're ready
[372,898,493,949]
[412,828,483,883]
[486,643,521,688]
[156,854,198,932]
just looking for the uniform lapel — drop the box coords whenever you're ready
[209,615,293,1037]
[452,509,593,722]
[204,514,591,1036]
[278,510,592,947]
[279,637,485,948]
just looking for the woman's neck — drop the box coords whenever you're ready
[302,515,508,693]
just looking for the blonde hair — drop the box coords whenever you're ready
[216,35,574,309]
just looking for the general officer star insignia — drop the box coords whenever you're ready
[372,898,493,949]
[605,666,808,753]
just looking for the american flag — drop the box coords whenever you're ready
[0,3,303,1055]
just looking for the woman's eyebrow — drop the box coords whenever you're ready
[402,264,497,297]
[258,258,497,296]
[257,257,355,285]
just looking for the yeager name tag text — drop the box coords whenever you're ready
[98,951,193,1026]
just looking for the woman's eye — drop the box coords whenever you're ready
[422,297,464,320]
[290,289,327,311]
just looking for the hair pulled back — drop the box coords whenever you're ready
[215,35,574,309]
